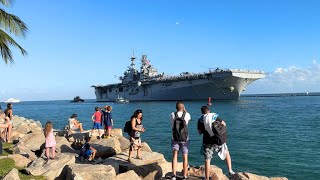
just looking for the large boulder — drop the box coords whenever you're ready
[8,154,32,168]
[236,172,288,180]
[269,178,288,180]
[11,116,42,140]
[188,165,228,180]
[118,136,130,151]
[12,143,37,161]
[25,153,75,180]
[90,137,122,158]
[141,142,152,152]
[90,128,123,138]
[55,136,77,154]
[115,170,141,180]
[104,151,167,178]
[66,164,116,180]
[3,168,20,180]
[18,132,45,151]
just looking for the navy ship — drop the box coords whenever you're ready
[92,53,265,101]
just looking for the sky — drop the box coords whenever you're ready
[1,0,320,101]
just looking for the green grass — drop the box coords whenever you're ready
[0,157,45,180]
[0,158,15,177]
[1,142,14,156]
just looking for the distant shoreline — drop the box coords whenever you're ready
[241,92,320,97]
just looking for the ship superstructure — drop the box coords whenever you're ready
[92,53,265,101]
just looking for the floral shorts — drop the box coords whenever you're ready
[130,137,142,151]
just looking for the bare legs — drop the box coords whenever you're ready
[172,150,178,176]
[225,151,233,173]
[205,159,211,180]
[4,124,12,142]
[45,146,56,159]
[182,153,188,177]
[107,128,111,137]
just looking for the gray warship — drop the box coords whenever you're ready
[92,53,265,101]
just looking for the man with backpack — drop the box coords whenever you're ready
[171,101,191,180]
[197,106,235,180]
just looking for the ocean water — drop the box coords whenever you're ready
[1,96,319,180]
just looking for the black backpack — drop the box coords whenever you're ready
[124,120,132,135]
[172,111,188,142]
[211,118,227,145]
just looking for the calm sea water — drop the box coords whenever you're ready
[1,96,319,180]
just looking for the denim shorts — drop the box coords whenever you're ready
[171,140,189,154]
[93,122,102,129]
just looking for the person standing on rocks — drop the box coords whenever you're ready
[44,121,56,160]
[0,106,10,135]
[128,109,145,162]
[91,107,102,139]
[197,106,236,180]
[171,101,191,180]
[101,105,114,138]
[3,103,13,143]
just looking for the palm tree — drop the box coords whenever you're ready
[0,0,28,64]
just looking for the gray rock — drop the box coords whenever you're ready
[25,153,75,180]
[3,168,20,180]
[115,170,141,180]
[66,164,116,180]
[90,136,122,158]
[12,143,37,161]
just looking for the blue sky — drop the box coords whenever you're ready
[1,0,320,101]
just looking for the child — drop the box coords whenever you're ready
[44,121,56,160]
[103,106,113,138]
[91,107,102,139]
[80,136,97,162]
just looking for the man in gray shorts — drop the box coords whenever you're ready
[197,106,235,180]
[171,101,191,180]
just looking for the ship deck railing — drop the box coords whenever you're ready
[92,69,265,88]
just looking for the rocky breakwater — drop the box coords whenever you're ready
[1,116,288,180]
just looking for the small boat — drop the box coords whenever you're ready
[71,96,84,103]
[115,96,129,104]
[5,98,20,103]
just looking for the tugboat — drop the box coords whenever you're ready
[115,95,129,104]
[70,96,84,103]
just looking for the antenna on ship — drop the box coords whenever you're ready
[130,50,136,69]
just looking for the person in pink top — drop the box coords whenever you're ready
[44,121,56,160]
[91,107,102,139]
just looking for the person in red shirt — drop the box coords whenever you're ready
[91,107,102,139]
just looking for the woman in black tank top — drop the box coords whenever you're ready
[128,109,145,162]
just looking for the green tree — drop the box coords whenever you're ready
[0,0,28,64]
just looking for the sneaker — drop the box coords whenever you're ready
[97,136,101,139]
[228,170,236,176]
[171,175,176,180]
[182,176,189,180]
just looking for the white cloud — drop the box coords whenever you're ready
[245,60,320,94]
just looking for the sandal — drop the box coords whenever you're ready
[136,156,142,160]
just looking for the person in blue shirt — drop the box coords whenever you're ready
[101,106,114,138]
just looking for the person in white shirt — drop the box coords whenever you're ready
[170,101,191,180]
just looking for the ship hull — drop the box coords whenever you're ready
[94,72,265,101]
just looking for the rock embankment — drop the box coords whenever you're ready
[1,116,288,180]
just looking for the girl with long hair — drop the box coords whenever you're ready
[44,121,56,160]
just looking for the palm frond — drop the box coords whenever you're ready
[0,29,27,64]
[0,0,13,7]
[0,9,28,37]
